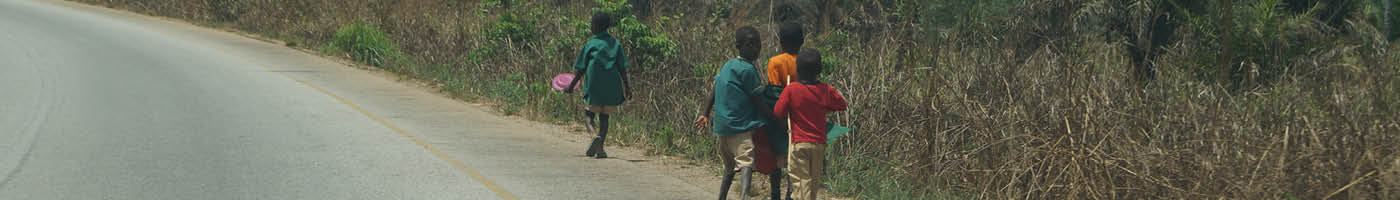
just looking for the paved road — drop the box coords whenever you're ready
[0,1,712,199]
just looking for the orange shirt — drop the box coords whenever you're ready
[766,53,797,85]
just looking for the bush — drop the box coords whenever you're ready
[487,13,540,46]
[332,21,402,67]
[204,0,246,22]
[490,72,529,115]
[618,17,677,61]
[594,0,676,63]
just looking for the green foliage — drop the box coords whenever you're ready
[204,0,246,22]
[820,54,841,78]
[593,0,677,63]
[1175,0,1324,85]
[1361,0,1400,39]
[618,17,677,61]
[332,21,402,67]
[487,13,540,45]
[477,7,543,62]
[591,0,632,18]
[824,143,958,200]
[918,0,1023,40]
[490,72,529,115]
[709,0,733,20]
[466,45,495,65]
[482,0,503,8]
[691,63,719,77]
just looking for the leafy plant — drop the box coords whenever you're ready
[332,21,402,67]
[488,13,539,45]
[593,0,676,63]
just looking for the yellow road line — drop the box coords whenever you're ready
[62,2,523,198]
[291,79,521,200]
[227,51,523,200]
[219,46,523,200]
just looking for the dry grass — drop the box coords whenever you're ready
[71,0,1400,199]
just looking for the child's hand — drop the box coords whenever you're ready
[693,115,709,131]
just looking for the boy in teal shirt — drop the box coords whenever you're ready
[564,12,629,159]
[695,26,774,199]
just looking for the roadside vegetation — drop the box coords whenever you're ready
[74,0,1400,198]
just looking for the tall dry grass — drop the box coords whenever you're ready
[71,0,1400,198]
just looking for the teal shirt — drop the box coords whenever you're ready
[711,58,767,136]
[573,33,629,105]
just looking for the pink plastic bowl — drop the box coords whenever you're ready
[552,73,579,91]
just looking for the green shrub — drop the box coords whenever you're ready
[487,13,539,46]
[332,21,402,67]
[490,72,529,115]
[204,0,246,22]
[547,17,592,61]
[591,0,631,19]
[1175,0,1324,86]
[618,17,677,60]
[593,0,677,63]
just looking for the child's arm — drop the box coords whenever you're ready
[695,89,715,130]
[773,86,791,118]
[744,70,777,120]
[563,69,586,94]
[827,85,848,111]
[565,47,592,94]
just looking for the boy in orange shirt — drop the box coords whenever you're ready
[773,49,846,200]
[766,22,803,86]
[754,21,804,200]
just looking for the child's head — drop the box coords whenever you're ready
[778,22,804,53]
[796,48,822,82]
[591,12,614,34]
[734,26,762,61]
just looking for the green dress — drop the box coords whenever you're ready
[572,33,628,105]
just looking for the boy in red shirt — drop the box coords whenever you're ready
[773,49,846,200]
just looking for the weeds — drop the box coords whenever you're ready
[332,21,402,67]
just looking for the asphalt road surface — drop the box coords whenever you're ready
[0,0,712,199]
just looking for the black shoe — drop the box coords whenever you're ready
[719,170,736,200]
[739,166,753,198]
[594,145,608,159]
[585,136,602,157]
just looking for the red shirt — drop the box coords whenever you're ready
[773,82,847,144]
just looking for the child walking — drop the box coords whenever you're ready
[696,26,773,200]
[753,21,805,200]
[773,49,846,200]
[565,12,629,159]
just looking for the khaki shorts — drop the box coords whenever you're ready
[717,130,755,171]
[588,104,619,114]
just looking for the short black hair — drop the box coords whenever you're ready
[735,26,760,46]
[591,12,614,33]
[778,22,804,52]
[796,48,822,81]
